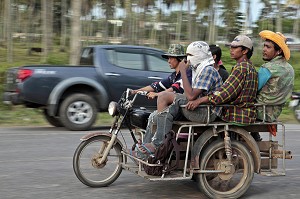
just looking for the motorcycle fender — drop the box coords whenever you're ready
[191,126,261,173]
[80,132,123,148]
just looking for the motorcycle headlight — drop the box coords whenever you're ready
[108,101,118,116]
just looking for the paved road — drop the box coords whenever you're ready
[0,125,299,199]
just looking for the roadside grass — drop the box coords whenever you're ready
[0,105,297,127]
[0,105,114,127]
[0,42,300,127]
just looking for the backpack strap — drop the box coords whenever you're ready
[163,131,180,174]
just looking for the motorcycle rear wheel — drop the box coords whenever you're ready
[198,140,254,199]
[73,135,123,187]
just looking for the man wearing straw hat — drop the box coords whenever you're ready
[256,30,294,122]
[251,30,294,141]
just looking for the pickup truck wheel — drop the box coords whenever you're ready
[43,109,63,127]
[59,93,97,131]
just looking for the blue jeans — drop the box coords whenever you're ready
[144,94,218,147]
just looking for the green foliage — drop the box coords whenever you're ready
[45,51,69,65]
[0,41,300,126]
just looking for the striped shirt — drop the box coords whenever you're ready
[208,60,258,124]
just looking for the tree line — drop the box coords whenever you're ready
[1,0,299,65]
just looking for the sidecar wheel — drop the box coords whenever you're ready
[73,135,123,187]
[198,140,254,199]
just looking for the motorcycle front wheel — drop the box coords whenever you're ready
[73,135,123,187]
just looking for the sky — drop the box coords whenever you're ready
[241,0,263,23]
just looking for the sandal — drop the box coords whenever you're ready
[136,143,156,155]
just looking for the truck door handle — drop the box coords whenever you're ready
[105,73,120,77]
[148,76,162,80]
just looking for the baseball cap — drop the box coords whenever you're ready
[227,35,253,49]
[162,44,186,59]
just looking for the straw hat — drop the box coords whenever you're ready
[259,30,290,61]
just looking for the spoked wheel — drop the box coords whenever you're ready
[73,135,123,187]
[198,140,254,199]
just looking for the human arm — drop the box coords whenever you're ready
[208,64,244,105]
[131,73,174,95]
[131,85,155,94]
[185,96,209,110]
[186,64,245,110]
[178,60,203,100]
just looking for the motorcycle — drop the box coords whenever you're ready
[73,88,292,199]
[289,91,300,122]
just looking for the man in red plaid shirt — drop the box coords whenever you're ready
[191,35,258,124]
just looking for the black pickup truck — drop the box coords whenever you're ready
[3,45,172,130]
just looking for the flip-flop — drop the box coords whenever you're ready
[136,143,156,155]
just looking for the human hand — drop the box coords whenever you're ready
[185,100,199,111]
[130,89,138,95]
[147,92,157,99]
[178,59,190,72]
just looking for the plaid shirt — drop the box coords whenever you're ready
[208,60,258,124]
[193,65,223,116]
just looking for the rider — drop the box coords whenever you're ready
[136,41,223,158]
[256,30,294,122]
[130,44,192,158]
[209,44,229,82]
[251,30,294,141]
[192,35,258,125]
[131,44,191,99]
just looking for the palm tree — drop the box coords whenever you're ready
[276,0,282,33]
[195,0,217,43]
[220,0,240,41]
[5,0,13,63]
[99,0,115,41]
[69,0,82,65]
[60,0,67,52]
[288,0,300,37]
[42,0,54,62]
[163,0,185,43]
[137,0,155,44]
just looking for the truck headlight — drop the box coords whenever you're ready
[108,101,118,116]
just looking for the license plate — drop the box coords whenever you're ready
[289,99,299,107]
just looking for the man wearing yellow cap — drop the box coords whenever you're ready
[256,30,295,122]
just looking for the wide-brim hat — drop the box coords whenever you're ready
[259,30,290,61]
[161,44,186,59]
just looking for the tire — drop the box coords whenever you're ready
[59,93,97,131]
[43,109,63,127]
[198,140,254,199]
[293,105,300,122]
[73,135,123,187]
